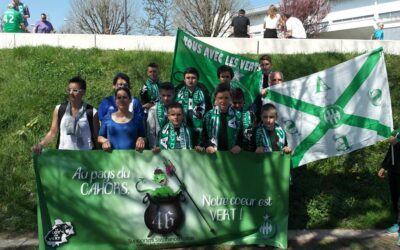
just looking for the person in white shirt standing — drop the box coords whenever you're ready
[281,13,306,39]
[263,5,280,38]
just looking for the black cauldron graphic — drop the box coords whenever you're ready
[143,192,185,237]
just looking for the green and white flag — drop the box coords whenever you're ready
[266,48,393,167]
[171,29,262,109]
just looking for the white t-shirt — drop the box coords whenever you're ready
[286,17,306,38]
[57,104,98,150]
[264,14,280,29]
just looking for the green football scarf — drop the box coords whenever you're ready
[159,122,192,149]
[206,106,241,149]
[145,78,160,102]
[176,86,205,132]
[256,124,286,152]
[155,102,167,128]
[242,110,253,142]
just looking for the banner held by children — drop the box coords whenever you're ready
[171,29,262,108]
[266,47,393,167]
[34,150,290,249]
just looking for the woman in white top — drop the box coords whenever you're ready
[32,76,99,154]
[263,5,280,38]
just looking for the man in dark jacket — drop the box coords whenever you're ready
[378,131,400,239]
[231,9,250,38]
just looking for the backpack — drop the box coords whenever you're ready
[56,102,97,149]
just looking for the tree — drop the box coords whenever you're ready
[141,0,175,36]
[174,0,244,37]
[65,0,136,34]
[279,0,330,38]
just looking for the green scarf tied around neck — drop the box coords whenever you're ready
[176,86,206,132]
[205,106,242,149]
[145,78,160,102]
[159,122,192,149]
[155,102,168,128]
[256,123,286,152]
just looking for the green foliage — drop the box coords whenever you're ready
[0,47,399,232]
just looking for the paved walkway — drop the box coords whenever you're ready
[0,229,398,249]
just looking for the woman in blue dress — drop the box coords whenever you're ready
[98,87,145,150]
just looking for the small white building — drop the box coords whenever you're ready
[246,0,400,40]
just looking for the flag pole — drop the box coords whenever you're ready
[392,145,395,166]
[392,131,398,166]
[163,158,216,234]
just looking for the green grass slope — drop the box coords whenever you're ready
[0,47,399,232]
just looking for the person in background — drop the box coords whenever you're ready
[268,71,284,86]
[98,72,143,124]
[263,5,280,38]
[378,130,400,239]
[280,13,306,39]
[147,82,176,149]
[34,13,54,33]
[2,3,25,33]
[231,88,256,152]
[98,87,145,151]
[231,9,250,38]
[373,22,384,40]
[251,55,273,123]
[140,63,161,112]
[176,67,211,146]
[212,65,235,105]
[32,76,99,154]
[217,65,235,88]
[11,0,29,31]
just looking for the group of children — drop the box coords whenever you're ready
[138,60,292,155]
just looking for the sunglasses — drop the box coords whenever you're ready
[66,88,83,94]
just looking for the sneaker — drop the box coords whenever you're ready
[388,224,399,233]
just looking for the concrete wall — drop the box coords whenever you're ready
[0,33,399,55]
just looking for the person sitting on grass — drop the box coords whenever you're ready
[147,82,176,149]
[32,76,99,154]
[202,84,242,154]
[152,102,192,151]
[255,103,291,154]
[98,87,145,151]
[378,129,400,238]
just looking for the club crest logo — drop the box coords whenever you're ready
[283,120,298,134]
[259,214,276,238]
[369,89,382,106]
[44,219,75,247]
[320,105,344,128]
[333,135,352,152]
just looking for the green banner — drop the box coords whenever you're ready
[34,150,290,249]
[171,29,262,109]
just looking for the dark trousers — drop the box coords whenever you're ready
[263,28,277,38]
[389,172,400,223]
